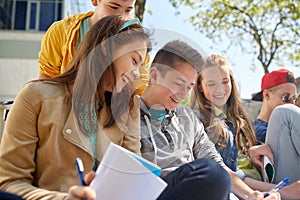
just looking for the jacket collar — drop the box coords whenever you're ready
[62,108,93,156]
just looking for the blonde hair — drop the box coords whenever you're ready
[191,54,256,151]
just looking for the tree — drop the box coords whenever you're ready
[169,0,300,73]
[135,0,147,22]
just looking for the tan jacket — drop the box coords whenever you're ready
[0,81,141,199]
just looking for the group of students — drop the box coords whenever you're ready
[0,0,299,199]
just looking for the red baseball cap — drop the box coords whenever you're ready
[251,69,296,101]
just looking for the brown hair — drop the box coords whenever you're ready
[191,54,256,151]
[41,15,151,133]
[151,40,203,75]
[295,93,300,107]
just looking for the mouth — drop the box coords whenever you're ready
[115,74,131,93]
[121,74,131,84]
[213,94,226,99]
[170,96,179,104]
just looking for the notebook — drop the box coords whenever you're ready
[261,155,275,183]
[90,142,167,200]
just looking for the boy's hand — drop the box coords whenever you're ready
[248,144,274,169]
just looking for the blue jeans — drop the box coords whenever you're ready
[0,191,23,200]
[158,158,231,200]
[266,104,300,184]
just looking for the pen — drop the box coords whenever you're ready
[75,157,86,186]
[264,177,290,198]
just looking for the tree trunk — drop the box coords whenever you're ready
[134,0,146,22]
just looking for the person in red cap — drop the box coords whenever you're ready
[249,69,300,187]
[252,69,297,143]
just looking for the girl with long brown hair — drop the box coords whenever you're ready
[191,54,300,198]
[190,54,258,178]
[0,15,151,199]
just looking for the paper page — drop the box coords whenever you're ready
[262,156,275,183]
[90,142,167,200]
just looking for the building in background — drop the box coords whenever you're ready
[0,0,92,135]
[0,0,94,102]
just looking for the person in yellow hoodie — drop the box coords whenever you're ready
[38,0,149,95]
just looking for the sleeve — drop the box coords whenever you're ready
[191,111,225,167]
[0,84,67,199]
[38,20,66,78]
[253,120,267,143]
[235,167,248,180]
[132,54,150,96]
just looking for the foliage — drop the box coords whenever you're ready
[179,96,191,106]
[168,0,300,73]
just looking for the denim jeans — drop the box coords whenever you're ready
[158,158,231,200]
[266,104,300,184]
[0,190,23,200]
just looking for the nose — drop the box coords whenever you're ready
[119,9,130,17]
[177,86,189,100]
[131,68,140,80]
[215,83,225,92]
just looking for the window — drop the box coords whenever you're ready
[0,0,63,31]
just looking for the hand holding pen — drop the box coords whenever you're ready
[264,177,290,198]
[65,157,96,200]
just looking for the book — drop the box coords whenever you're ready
[261,155,275,183]
[90,142,168,200]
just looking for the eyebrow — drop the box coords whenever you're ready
[109,2,134,9]
[206,80,216,84]
[175,76,195,86]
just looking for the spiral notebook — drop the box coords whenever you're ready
[90,142,167,200]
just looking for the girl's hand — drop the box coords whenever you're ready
[264,192,281,200]
[66,185,96,200]
[246,190,280,200]
[65,171,96,200]
[84,171,96,185]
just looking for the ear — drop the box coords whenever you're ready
[91,0,98,6]
[263,90,271,101]
[149,67,158,83]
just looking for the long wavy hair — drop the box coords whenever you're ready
[40,15,151,134]
[191,55,256,151]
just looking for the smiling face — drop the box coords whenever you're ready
[112,39,148,93]
[93,0,136,19]
[148,62,198,110]
[200,65,232,110]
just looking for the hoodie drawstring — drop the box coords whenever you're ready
[144,114,158,165]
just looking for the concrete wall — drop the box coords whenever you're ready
[0,59,38,101]
[0,31,43,138]
[0,31,43,101]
